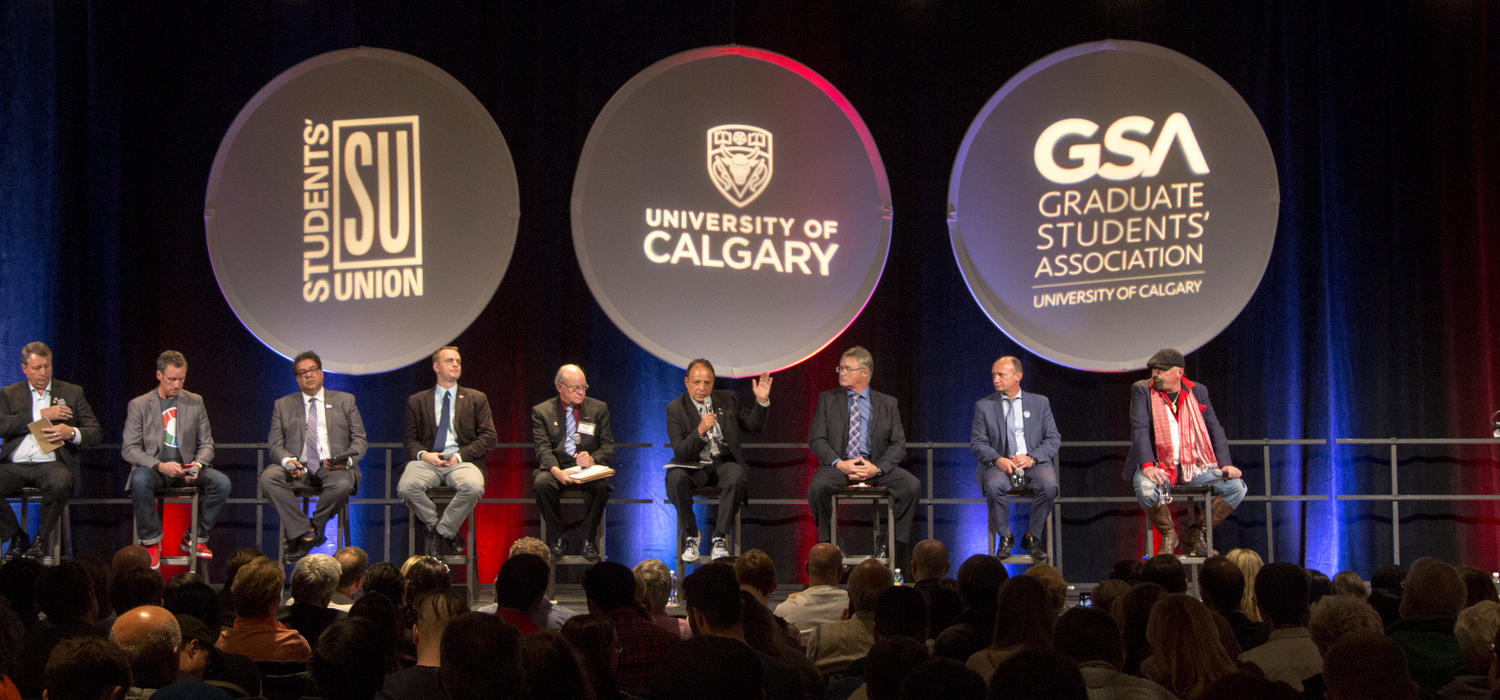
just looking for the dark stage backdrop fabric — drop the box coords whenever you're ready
[1,1,1496,584]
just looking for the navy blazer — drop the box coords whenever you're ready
[1122,379,1233,481]
[808,387,906,474]
[969,390,1062,466]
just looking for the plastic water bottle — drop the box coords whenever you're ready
[893,568,904,585]
[668,569,680,606]
[1491,571,1498,595]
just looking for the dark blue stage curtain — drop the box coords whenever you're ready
[1,1,1495,584]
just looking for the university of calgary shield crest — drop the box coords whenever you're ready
[707,124,772,208]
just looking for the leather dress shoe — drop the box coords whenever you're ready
[444,533,466,556]
[995,533,1015,557]
[1,533,29,563]
[425,527,441,558]
[581,541,601,563]
[549,536,567,558]
[1022,533,1048,563]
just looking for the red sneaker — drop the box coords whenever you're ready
[192,542,214,559]
[145,542,161,570]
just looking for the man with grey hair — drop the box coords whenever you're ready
[0,341,101,561]
[1308,593,1384,657]
[110,605,184,692]
[1389,556,1468,694]
[808,346,919,569]
[279,553,346,645]
[531,363,615,561]
[1442,600,1500,697]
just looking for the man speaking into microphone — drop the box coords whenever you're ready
[1125,348,1246,556]
[665,359,771,562]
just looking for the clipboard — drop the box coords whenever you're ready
[28,419,62,455]
[564,465,616,483]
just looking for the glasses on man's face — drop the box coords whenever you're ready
[294,367,321,378]
[835,365,864,375]
[560,384,589,393]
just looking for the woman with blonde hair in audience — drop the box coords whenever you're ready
[632,558,689,638]
[1225,548,1264,622]
[1331,570,1368,598]
[1141,593,1237,699]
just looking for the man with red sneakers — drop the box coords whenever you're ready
[123,350,231,568]
[1124,347,1246,556]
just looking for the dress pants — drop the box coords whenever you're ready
[664,460,746,539]
[258,465,357,539]
[0,461,73,543]
[976,460,1058,538]
[532,470,611,543]
[397,461,484,538]
[806,464,919,544]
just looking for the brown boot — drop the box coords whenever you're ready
[1210,496,1234,526]
[1149,504,1178,554]
[1184,502,1208,556]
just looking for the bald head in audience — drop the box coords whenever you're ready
[109,605,181,690]
[806,543,843,586]
[847,559,894,616]
[910,539,950,582]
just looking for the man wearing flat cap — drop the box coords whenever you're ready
[1123,348,1245,556]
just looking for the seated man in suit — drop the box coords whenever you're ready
[259,351,367,562]
[969,356,1061,562]
[0,341,101,561]
[531,364,614,562]
[807,345,920,570]
[398,346,497,557]
[665,359,772,562]
[123,350,232,569]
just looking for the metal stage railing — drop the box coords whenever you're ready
[53,437,1500,580]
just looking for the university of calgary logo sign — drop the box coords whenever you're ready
[707,124,772,208]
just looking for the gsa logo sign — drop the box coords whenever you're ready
[948,41,1279,371]
[205,48,519,374]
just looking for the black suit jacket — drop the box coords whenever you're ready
[0,379,101,488]
[531,396,615,470]
[403,385,497,466]
[666,389,768,464]
[1121,378,1232,481]
[808,387,906,474]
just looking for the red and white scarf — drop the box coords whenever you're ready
[1149,377,1218,483]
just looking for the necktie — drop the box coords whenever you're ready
[303,397,321,473]
[698,402,720,460]
[433,391,451,453]
[563,405,577,456]
[846,393,863,460]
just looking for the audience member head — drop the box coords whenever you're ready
[865,635,930,700]
[1225,548,1265,621]
[44,636,131,700]
[955,555,1008,612]
[507,536,552,565]
[1198,556,1244,612]
[172,614,220,683]
[110,567,164,616]
[333,545,369,595]
[1142,594,1236,699]
[109,605,182,690]
[874,585,928,641]
[1400,556,1466,619]
[0,598,22,679]
[221,549,268,592]
[734,549,777,599]
[1108,559,1142,584]
[896,658,985,700]
[35,561,96,624]
[1323,632,1418,700]
[910,539,951,582]
[110,545,153,578]
[1054,606,1124,668]
[1090,579,1130,614]
[1115,582,1165,676]
[683,563,742,636]
[412,588,468,654]
[401,556,452,606]
[739,589,788,657]
[1140,554,1187,594]
[495,553,549,613]
[163,581,219,628]
[806,542,844,586]
[310,617,386,700]
[229,559,282,620]
[1307,568,1331,604]
[361,561,405,606]
[0,557,43,621]
[1022,564,1067,614]
[1254,562,1311,627]
[1331,569,1368,598]
[848,559,895,616]
[632,559,672,616]
[290,553,342,607]
[74,556,112,618]
[1454,600,1500,674]
[1371,564,1408,593]
[1458,565,1499,608]
[519,630,593,700]
[440,612,521,700]
[583,561,639,614]
[650,635,763,700]
[986,647,1087,700]
[561,614,621,699]
[1308,592,1384,657]
[990,575,1053,650]
[1199,670,1302,700]
[347,591,401,673]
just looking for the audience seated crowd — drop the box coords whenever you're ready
[1,535,1498,700]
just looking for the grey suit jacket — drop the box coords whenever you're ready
[122,389,215,470]
[267,389,367,488]
[808,387,906,475]
[969,390,1062,466]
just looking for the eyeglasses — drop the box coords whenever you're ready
[560,383,589,393]
[834,365,865,374]
[294,367,322,378]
